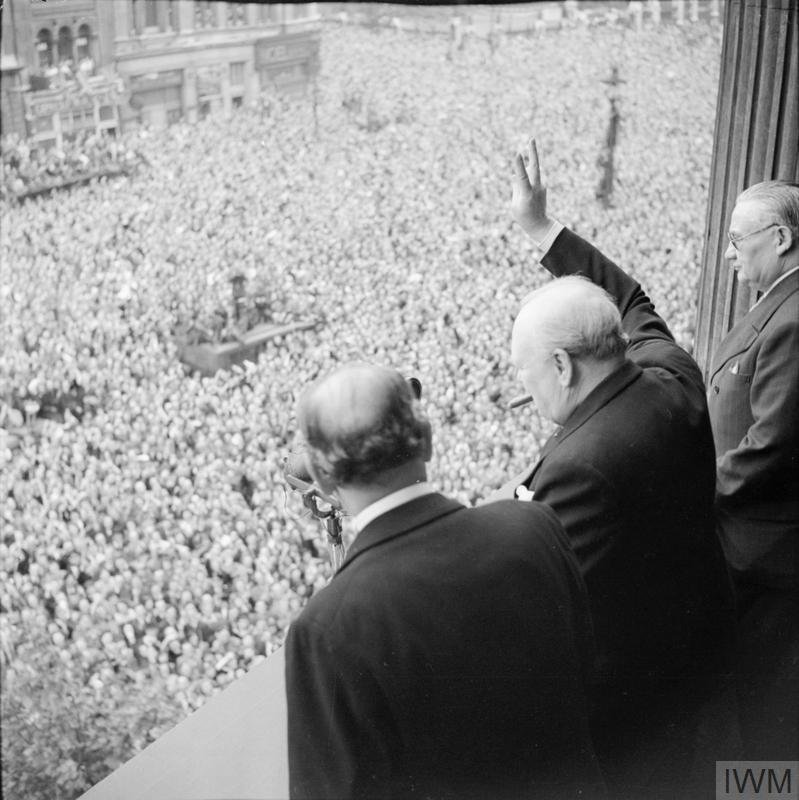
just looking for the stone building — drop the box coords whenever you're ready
[0,0,321,145]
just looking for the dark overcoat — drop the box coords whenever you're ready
[707,270,799,589]
[497,229,735,687]
[285,493,606,799]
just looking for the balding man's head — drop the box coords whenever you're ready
[511,277,627,424]
[512,276,626,365]
[298,363,431,489]
[726,181,799,291]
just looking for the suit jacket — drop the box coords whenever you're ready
[495,229,734,688]
[707,270,799,588]
[285,493,606,800]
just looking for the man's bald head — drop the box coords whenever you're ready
[512,276,627,366]
[510,277,628,424]
[298,363,431,488]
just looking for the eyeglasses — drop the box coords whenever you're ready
[727,222,779,251]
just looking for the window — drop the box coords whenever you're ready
[76,24,92,62]
[164,86,182,105]
[144,0,159,30]
[131,0,140,34]
[230,62,245,87]
[36,29,54,69]
[57,26,74,64]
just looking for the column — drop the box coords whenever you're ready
[649,0,662,25]
[157,0,169,32]
[216,1,227,28]
[221,65,232,117]
[244,59,257,104]
[178,0,194,33]
[694,0,799,376]
[112,0,131,40]
[629,1,644,31]
[182,67,198,123]
[132,0,145,35]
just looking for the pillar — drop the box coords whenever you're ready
[112,0,131,41]
[649,0,662,25]
[177,0,194,33]
[183,66,198,123]
[694,0,799,376]
[216,1,227,29]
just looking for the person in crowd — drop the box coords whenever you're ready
[709,180,799,757]
[285,363,605,799]
[497,138,735,792]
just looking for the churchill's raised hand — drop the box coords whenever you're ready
[511,138,552,241]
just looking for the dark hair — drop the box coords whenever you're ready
[299,367,429,486]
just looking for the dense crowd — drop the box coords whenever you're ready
[1,16,722,794]
[0,130,143,201]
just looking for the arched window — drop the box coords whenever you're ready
[57,26,74,64]
[36,29,54,69]
[76,24,92,61]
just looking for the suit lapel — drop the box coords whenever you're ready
[710,272,799,382]
[338,493,463,573]
[708,323,758,383]
[537,360,642,460]
[513,361,641,492]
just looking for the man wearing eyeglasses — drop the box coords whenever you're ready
[709,182,799,604]
[708,182,799,758]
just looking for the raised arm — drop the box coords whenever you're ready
[511,138,699,377]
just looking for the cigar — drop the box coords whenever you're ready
[508,394,533,409]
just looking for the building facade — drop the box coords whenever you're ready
[1,0,321,145]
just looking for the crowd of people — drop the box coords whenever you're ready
[1,16,722,793]
[0,130,143,202]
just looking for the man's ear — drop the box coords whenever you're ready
[776,225,794,256]
[552,348,574,388]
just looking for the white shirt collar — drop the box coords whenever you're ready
[753,264,799,308]
[352,482,435,533]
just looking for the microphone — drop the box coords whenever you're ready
[282,451,345,571]
[283,450,313,484]
[282,451,341,508]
